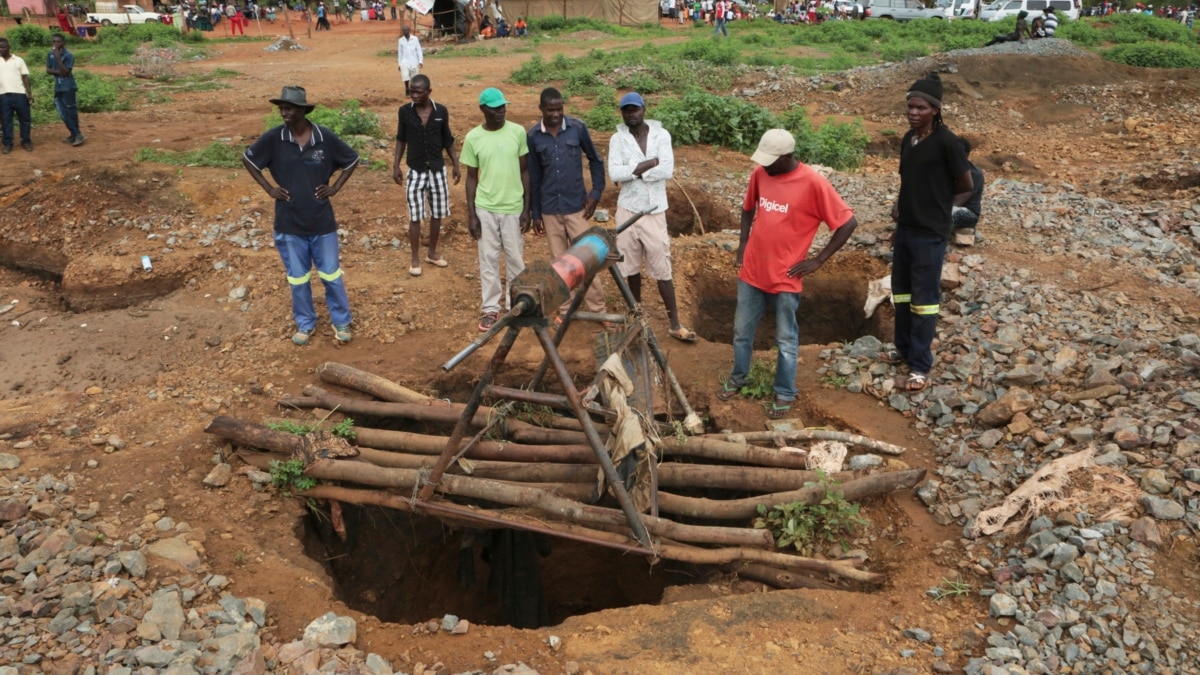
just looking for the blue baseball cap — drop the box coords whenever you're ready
[618,92,645,109]
[479,88,508,108]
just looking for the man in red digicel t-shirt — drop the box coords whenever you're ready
[717,128,859,420]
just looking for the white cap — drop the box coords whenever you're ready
[750,129,796,166]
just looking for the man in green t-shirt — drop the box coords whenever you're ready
[461,87,531,332]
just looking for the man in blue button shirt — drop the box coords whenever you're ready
[242,86,360,346]
[527,87,606,319]
[46,34,83,147]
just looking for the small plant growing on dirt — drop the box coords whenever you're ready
[269,459,316,495]
[819,372,849,389]
[754,470,867,556]
[267,420,313,435]
[929,576,973,602]
[330,417,356,440]
[737,358,775,400]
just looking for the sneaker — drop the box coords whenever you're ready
[292,329,314,346]
[333,324,352,343]
[21,142,32,152]
[72,135,85,147]
[2,146,10,155]
[478,312,498,332]
[63,135,75,144]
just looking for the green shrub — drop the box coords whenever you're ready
[1103,43,1200,68]
[5,24,52,49]
[1100,13,1196,44]
[262,99,381,137]
[1054,19,1101,47]
[29,71,130,125]
[652,89,777,154]
[878,40,929,62]
[780,106,869,171]
[576,87,619,133]
[678,39,739,66]
[510,53,572,85]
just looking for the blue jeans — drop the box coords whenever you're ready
[714,17,728,35]
[727,280,801,402]
[55,89,81,139]
[0,92,32,147]
[891,227,947,375]
[274,232,352,332]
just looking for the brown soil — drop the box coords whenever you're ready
[2,16,1200,675]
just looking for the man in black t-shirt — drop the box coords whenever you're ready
[885,73,973,393]
[392,74,461,277]
[243,86,360,346]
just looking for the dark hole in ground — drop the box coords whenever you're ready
[692,270,891,348]
[301,504,701,628]
[1131,170,1200,193]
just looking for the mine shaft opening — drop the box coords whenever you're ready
[299,504,699,629]
[693,270,891,348]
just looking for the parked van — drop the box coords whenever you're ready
[952,0,981,18]
[980,0,1079,22]
[867,0,952,21]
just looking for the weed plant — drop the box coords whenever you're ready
[136,142,244,169]
[754,470,868,555]
[269,459,316,495]
[29,71,129,125]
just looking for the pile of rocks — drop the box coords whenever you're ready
[808,173,1200,670]
[0,454,569,674]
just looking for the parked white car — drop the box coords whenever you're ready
[980,0,1078,22]
[867,0,951,21]
[88,5,166,25]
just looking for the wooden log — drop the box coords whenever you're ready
[234,417,876,493]
[657,464,859,492]
[352,427,597,463]
[207,415,298,454]
[282,386,597,442]
[304,460,773,550]
[235,446,595,482]
[657,468,928,520]
[705,430,910,456]
[730,563,848,591]
[660,436,812,469]
[316,362,430,403]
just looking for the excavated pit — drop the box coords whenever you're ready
[300,504,700,629]
[692,261,892,348]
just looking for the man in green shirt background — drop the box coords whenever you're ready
[461,87,531,332]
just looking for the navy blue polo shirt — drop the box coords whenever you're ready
[244,124,359,236]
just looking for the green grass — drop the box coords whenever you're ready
[136,142,244,169]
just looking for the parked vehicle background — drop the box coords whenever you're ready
[980,0,1079,22]
[866,0,952,21]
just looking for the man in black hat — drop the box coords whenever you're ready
[242,85,360,346]
[884,73,973,393]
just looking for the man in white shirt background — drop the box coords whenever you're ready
[608,92,696,343]
[397,25,423,97]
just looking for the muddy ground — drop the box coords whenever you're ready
[2,15,1200,675]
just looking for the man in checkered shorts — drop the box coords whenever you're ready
[392,74,461,276]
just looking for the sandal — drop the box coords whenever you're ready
[424,256,448,268]
[409,265,422,277]
[478,312,499,332]
[669,326,698,343]
[904,373,929,393]
[716,382,740,401]
[766,400,792,420]
[879,349,905,365]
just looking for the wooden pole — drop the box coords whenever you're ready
[316,362,430,403]
[656,468,927,520]
[282,4,296,39]
[301,466,774,549]
[705,430,910,456]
